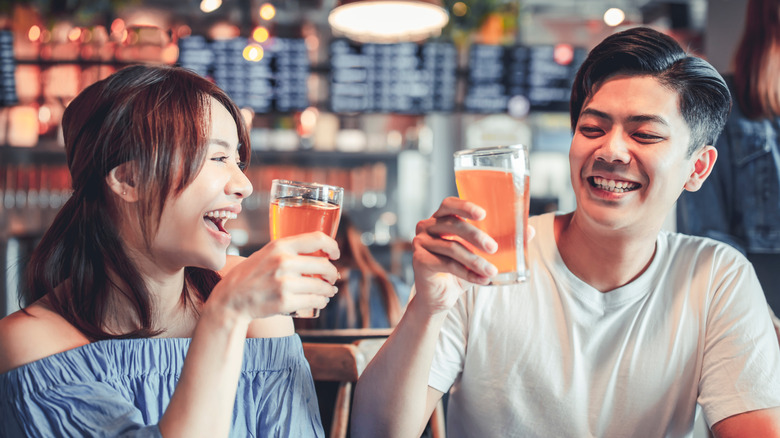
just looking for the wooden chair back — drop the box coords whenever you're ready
[303,340,446,438]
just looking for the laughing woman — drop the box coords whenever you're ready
[0,65,337,437]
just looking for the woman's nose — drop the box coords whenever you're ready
[228,164,253,198]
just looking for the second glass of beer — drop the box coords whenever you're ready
[454,144,530,284]
[269,179,344,318]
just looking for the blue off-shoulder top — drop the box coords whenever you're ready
[0,335,324,437]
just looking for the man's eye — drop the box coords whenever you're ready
[634,133,663,142]
[579,126,603,137]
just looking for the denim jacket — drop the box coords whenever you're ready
[677,77,780,254]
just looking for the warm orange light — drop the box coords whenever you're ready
[252,26,269,43]
[299,106,318,134]
[111,18,125,35]
[200,0,222,13]
[38,105,52,124]
[553,43,574,66]
[68,27,82,42]
[452,2,468,17]
[177,25,192,38]
[259,3,276,20]
[28,25,41,42]
[243,44,264,62]
[162,44,180,64]
[603,8,626,27]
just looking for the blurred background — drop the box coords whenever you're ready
[0,0,747,318]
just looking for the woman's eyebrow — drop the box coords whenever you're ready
[207,139,235,151]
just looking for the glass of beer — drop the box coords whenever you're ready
[453,144,530,284]
[269,179,344,317]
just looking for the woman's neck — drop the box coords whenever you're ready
[103,269,200,338]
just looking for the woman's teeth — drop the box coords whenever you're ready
[204,210,237,233]
[204,210,237,220]
[591,176,639,193]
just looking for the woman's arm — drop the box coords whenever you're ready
[159,232,339,437]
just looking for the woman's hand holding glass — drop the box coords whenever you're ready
[208,231,340,321]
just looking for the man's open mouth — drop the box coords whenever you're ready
[589,176,641,193]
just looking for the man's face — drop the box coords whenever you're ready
[569,74,700,234]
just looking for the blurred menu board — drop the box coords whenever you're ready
[329,39,457,114]
[178,36,309,113]
[465,44,587,114]
[0,30,17,107]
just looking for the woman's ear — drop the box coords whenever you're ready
[683,145,717,192]
[106,162,138,202]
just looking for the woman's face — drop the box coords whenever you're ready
[146,98,252,274]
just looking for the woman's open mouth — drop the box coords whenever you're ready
[203,209,237,234]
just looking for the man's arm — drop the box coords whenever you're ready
[711,407,780,437]
[351,299,448,437]
[351,197,498,437]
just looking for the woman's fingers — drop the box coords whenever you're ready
[270,231,341,260]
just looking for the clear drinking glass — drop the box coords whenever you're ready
[453,144,530,284]
[269,179,344,318]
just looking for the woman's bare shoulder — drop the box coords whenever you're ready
[0,301,90,374]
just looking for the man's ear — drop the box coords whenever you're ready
[683,145,717,192]
[106,162,138,202]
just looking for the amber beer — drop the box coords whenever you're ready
[270,197,341,255]
[269,180,344,317]
[454,145,530,284]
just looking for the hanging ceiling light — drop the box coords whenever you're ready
[328,0,449,44]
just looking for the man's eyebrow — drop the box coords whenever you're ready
[580,108,670,127]
[626,114,670,127]
[580,108,611,121]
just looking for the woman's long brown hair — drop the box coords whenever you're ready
[24,65,250,340]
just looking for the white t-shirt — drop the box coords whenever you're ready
[428,212,780,438]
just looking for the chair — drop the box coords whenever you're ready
[303,339,446,438]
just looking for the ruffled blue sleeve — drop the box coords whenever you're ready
[0,336,323,437]
[1,352,163,437]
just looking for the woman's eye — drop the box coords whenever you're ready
[237,161,247,171]
[211,156,229,163]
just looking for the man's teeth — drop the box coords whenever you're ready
[592,176,639,193]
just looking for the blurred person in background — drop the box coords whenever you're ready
[0,65,338,436]
[677,0,780,339]
[300,214,410,330]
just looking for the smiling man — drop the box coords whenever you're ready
[352,27,780,437]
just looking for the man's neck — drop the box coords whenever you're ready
[554,212,659,292]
